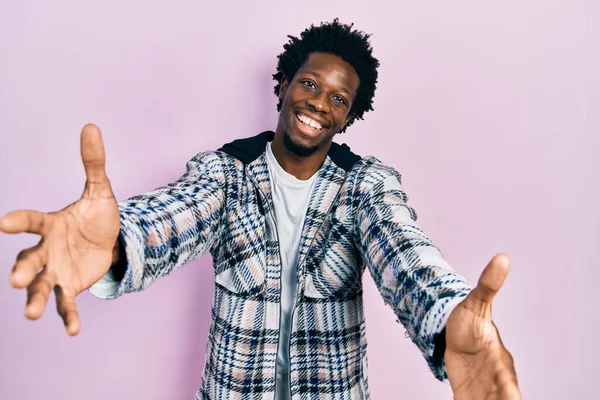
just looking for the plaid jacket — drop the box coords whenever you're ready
[89,131,471,399]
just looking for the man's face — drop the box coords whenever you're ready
[276,52,360,157]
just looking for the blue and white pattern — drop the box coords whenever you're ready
[89,132,472,399]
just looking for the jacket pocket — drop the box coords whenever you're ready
[301,212,363,300]
[302,250,362,300]
[214,198,268,298]
[214,255,266,298]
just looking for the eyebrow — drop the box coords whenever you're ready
[304,70,353,96]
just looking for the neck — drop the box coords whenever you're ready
[271,132,330,180]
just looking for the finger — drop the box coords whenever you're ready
[25,270,56,320]
[10,242,49,288]
[54,286,81,336]
[470,253,511,304]
[80,124,110,187]
[0,210,50,235]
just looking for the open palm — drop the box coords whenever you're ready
[0,124,120,335]
[445,254,521,399]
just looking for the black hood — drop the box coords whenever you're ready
[218,131,362,172]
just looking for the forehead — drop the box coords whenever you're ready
[296,52,360,94]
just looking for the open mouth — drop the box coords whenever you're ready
[295,113,324,131]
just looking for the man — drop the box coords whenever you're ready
[0,19,520,399]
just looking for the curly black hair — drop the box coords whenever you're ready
[273,18,380,133]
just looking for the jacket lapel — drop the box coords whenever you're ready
[246,153,274,215]
[231,135,353,290]
[295,155,347,280]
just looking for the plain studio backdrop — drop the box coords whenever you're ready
[0,1,598,399]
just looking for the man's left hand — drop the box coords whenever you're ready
[445,254,521,399]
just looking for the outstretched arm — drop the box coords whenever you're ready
[355,167,520,398]
[1,124,226,335]
[355,169,471,379]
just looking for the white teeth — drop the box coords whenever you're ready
[297,114,323,130]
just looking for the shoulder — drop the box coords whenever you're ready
[350,156,415,218]
[183,150,243,185]
[351,155,404,191]
[188,150,239,169]
[185,130,274,170]
[328,141,403,185]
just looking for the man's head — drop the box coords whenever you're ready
[273,19,379,157]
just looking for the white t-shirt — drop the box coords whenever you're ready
[265,142,318,400]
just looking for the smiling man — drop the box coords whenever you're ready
[0,19,520,399]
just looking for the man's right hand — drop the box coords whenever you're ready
[0,124,120,336]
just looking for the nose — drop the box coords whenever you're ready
[306,91,330,113]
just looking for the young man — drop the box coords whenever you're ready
[0,20,520,399]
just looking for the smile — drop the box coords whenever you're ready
[296,113,324,131]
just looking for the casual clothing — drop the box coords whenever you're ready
[89,131,472,400]
[264,142,319,399]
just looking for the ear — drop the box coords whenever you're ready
[278,76,290,101]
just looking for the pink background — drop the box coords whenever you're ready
[1,1,598,399]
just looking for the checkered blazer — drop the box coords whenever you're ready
[90,131,471,399]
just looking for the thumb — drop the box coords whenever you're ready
[470,253,511,304]
[80,124,109,187]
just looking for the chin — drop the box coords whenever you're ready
[283,129,321,157]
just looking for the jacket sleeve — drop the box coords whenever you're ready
[355,164,472,381]
[88,151,227,300]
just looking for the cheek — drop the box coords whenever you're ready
[279,98,297,129]
[334,110,350,128]
[281,89,299,111]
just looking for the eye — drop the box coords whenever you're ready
[333,95,348,106]
[301,80,316,89]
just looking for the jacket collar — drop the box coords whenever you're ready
[218,131,361,276]
[218,130,361,172]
